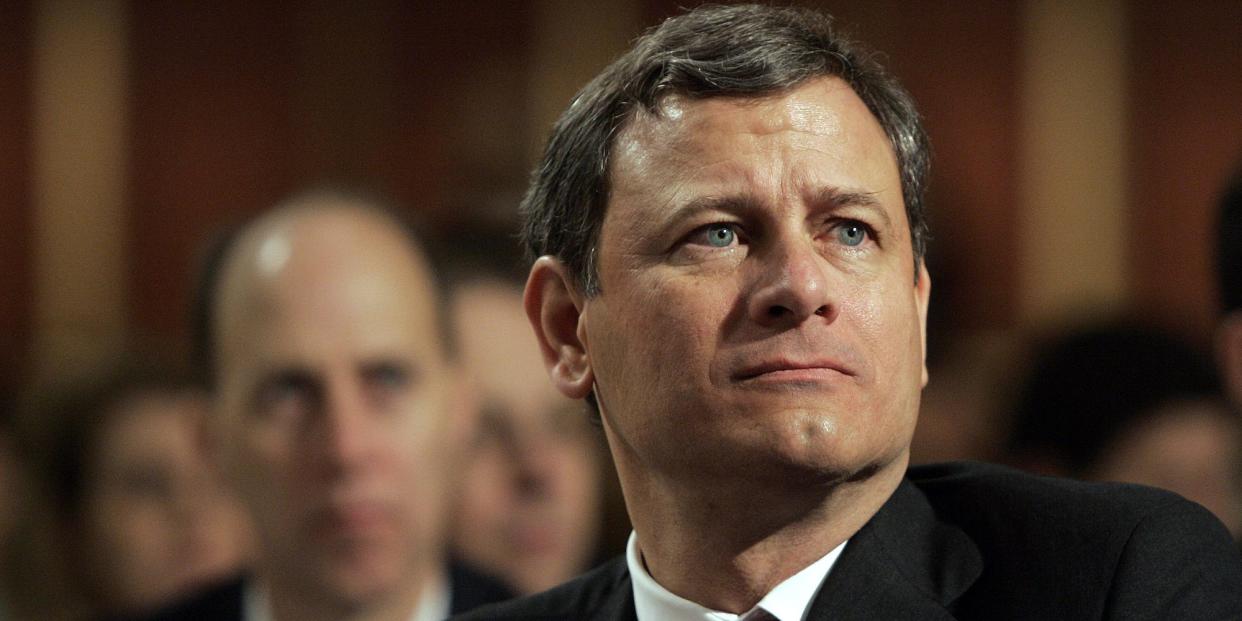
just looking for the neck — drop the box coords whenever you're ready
[622,453,906,613]
[261,564,440,621]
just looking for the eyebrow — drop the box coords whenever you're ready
[665,187,892,228]
[808,187,892,228]
[645,194,758,240]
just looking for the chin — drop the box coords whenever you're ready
[741,408,909,483]
[318,548,409,603]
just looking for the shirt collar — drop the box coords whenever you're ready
[627,531,847,621]
[244,572,449,621]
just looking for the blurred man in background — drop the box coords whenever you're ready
[435,228,608,596]
[152,190,510,621]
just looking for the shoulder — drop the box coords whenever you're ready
[449,560,518,614]
[906,462,1242,618]
[125,575,246,621]
[907,461,1216,533]
[451,557,632,621]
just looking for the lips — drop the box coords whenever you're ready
[733,357,856,383]
[311,500,394,539]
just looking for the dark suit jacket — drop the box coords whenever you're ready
[455,462,1242,620]
[128,561,514,621]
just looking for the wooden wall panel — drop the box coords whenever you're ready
[0,0,33,391]
[1129,1,1242,344]
[128,1,299,347]
[387,4,535,218]
[127,2,535,349]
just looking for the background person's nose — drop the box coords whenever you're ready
[319,384,374,471]
[507,426,558,498]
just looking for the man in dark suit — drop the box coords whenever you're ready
[458,4,1242,620]
[145,189,511,621]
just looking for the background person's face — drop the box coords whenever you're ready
[1088,398,1242,537]
[450,282,601,595]
[215,213,458,604]
[581,77,929,488]
[81,392,251,614]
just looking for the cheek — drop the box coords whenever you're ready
[617,277,729,367]
[561,447,601,511]
[86,496,170,581]
[458,453,512,514]
[846,279,922,367]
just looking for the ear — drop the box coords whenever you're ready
[525,256,595,400]
[1216,311,1242,409]
[915,262,932,388]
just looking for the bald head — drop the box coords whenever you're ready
[195,191,451,386]
[197,191,465,614]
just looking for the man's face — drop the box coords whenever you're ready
[579,77,929,486]
[83,392,251,614]
[214,211,457,604]
[450,281,600,595]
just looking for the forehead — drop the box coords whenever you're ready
[216,209,442,366]
[609,76,901,216]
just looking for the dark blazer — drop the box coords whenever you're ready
[455,462,1242,620]
[129,561,514,621]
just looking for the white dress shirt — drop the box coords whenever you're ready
[627,531,847,621]
[243,572,449,621]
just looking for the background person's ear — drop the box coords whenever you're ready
[1217,311,1242,409]
[525,256,595,400]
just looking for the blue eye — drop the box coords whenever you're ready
[705,223,737,247]
[837,223,867,247]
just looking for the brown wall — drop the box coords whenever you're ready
[6,0,1240,386]
[0,0,33,392]
[128,2,300,344]
[127,2,534,349]
[1129,1,1242,344]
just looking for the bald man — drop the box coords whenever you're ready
[145,190,511,621]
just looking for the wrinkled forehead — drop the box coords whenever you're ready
[618,77,881,157]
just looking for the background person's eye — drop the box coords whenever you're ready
[365,362,410,390]
[254,372,318,421]
[362,361,417,410]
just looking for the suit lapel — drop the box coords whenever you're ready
[597,575,638,621]
[807,480,982,621]
[581,557,638,621]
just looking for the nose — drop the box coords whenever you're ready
[747,237,837,327]
[508,426,558,498]
[318,382,374,472]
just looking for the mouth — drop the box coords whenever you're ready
[313,500,394,539]
[733,358,856,384]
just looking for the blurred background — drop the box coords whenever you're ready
[2,0,1241,402]
[0,0,1241,616]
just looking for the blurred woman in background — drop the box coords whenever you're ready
[1007,322,1241,538]
[10,358,252,620]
